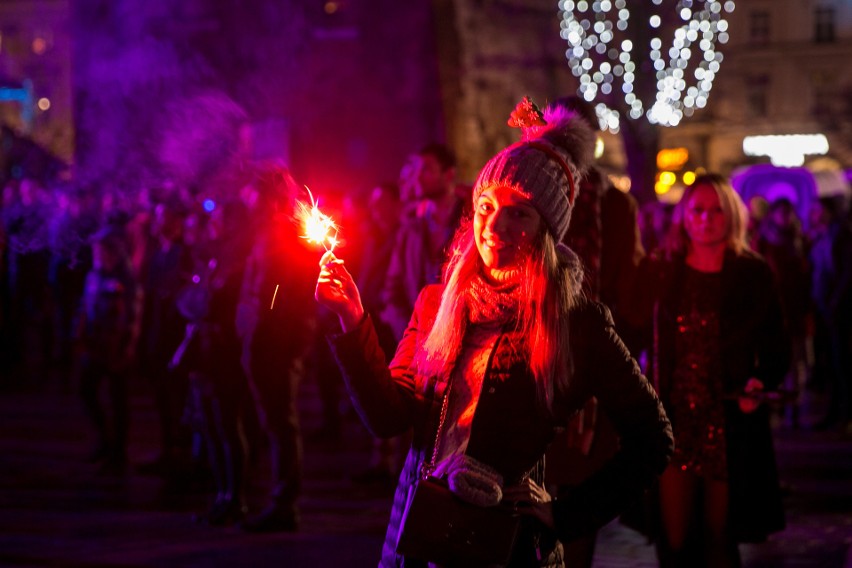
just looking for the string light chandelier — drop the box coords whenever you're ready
[558,0,735,131]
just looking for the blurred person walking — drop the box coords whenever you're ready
[350,182,405,485]
[809,197,852,433]
[754,198,811,428]
[236,162,317,533]
[177,199,254,526]
[380,143,468,342]
[139,198,193,476]
[626,174,789,567]
[77,226,140,473]
[544,95,645,568]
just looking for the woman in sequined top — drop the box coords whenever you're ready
[627,174,790,567]
[315,100,673,567]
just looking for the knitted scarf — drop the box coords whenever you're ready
[466,273,523,325]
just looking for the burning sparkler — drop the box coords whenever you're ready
[295,186,339,252]
[272,187,341,311]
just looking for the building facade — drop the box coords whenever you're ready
[660,0,852,182]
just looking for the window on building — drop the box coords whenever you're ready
[811,72,836,118]
[749,11,770,45]
[812,88,834,118]
[746,75,770,117]
[814,6,835,43]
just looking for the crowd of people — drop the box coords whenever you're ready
[1,92,851,566]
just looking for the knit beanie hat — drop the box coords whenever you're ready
[473,97,596,242]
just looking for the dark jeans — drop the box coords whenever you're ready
[243,340,303,510]
[190,331,249,502]
[79,355,129,458]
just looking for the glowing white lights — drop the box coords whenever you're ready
[559,0,734,130]
[742,134,829,167]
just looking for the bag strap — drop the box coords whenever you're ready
[420,383,451,478]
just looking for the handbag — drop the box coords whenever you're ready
[395,386,521,564]
[396,476,521,565]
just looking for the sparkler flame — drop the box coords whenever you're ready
[295,186,339,252]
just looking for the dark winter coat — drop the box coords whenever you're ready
[80,263,139,370]
[629,249,790,542]
[236,222,318,370]
[380,199,466,342]
[328,284,673,567]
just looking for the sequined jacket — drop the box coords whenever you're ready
[328,284,673,567]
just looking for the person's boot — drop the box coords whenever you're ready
[240,504,299,533]
[194,497,248,527]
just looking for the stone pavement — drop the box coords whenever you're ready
[1,373,850,567]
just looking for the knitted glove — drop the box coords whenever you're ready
[446,455,504,507]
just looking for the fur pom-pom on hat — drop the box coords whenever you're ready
[474,98,596,242]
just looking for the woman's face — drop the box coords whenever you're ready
[684,183,728,247]
[474,185,542,273]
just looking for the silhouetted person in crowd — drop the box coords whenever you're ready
[746,195,770,251]
[381,143,467,342]
[356,182,403,359]
[544,94,644,567]
[3,177,52,380]
[755,198,811,428]
[640,200,675,258]
[77,226,140,474]
[178,199,254,526]
[809,197,852,433]
[805,197,839,396]
[48,188,98,391]
[236,162,317,532]
[139,198,193,476]
[350,182,404,485]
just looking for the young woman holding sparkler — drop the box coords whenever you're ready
[314,98,674,566]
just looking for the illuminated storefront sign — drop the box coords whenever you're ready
[657,147,689,170]
[742,134,829,167]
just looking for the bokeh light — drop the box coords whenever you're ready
[559,0,734,129]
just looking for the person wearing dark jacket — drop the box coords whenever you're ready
[236,162,318,532]
[179,200,254,526]
[625,173,790,567]
[380,143,467,342]
[78,226,140,473]
[139,199,193,475]
[545,95,645,568]
[315,99,673,567]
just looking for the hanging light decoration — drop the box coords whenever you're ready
[559,0,734,131]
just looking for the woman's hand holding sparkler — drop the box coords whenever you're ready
[315,250,365,332]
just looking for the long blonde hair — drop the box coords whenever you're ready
[413,219,581,415]
[662,172,750,259]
